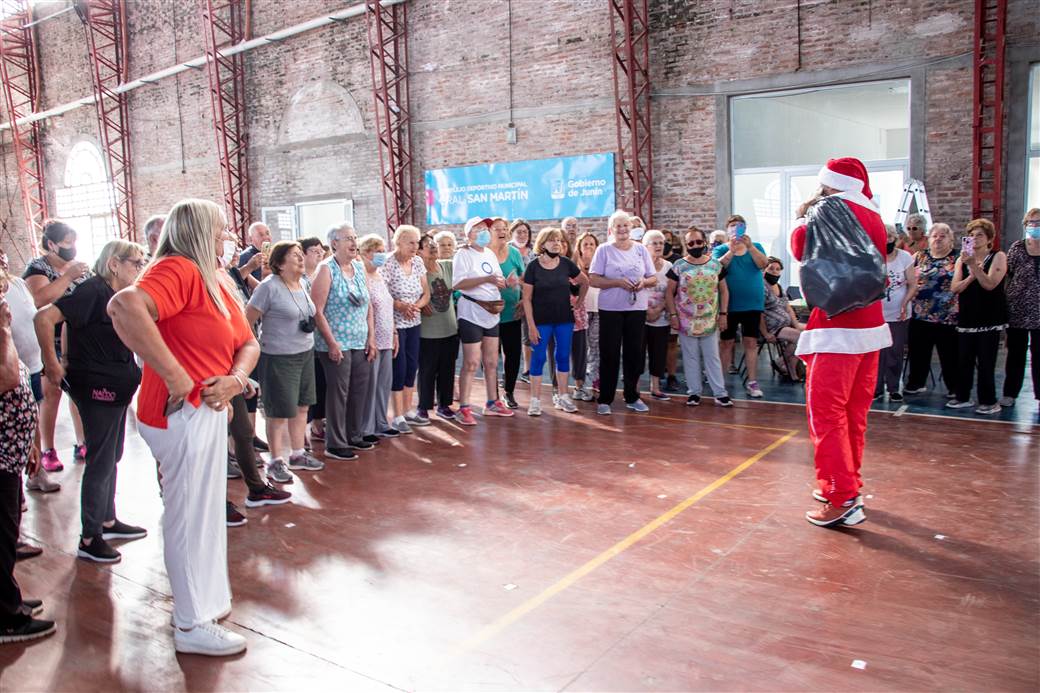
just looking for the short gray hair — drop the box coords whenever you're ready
[142,214,165,240]
[326,223,355,245]
[905,213,927,232]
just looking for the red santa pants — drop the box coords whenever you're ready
[802,351,879,505]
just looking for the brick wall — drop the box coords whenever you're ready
[1,0,1035,270]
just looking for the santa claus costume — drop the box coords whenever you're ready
[790,157,891,528]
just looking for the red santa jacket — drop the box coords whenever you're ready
[790,193,892,356]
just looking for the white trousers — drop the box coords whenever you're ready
[679,332,728,398]
[139,403,230,629]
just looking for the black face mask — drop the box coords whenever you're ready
[54,245,76,262]
[765,273,781,285]
[688,246,706,258]
[545,250,559,258]
[886,241,896,254]
[664,243,673,256]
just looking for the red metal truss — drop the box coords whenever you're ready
[971,0,1006,238]
[366,0,414,236]
[608,0,653,226]
[0,0,46,258]
[200,0,251,244]
[78,0,135,240]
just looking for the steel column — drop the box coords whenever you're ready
[608,0,653,226]
[0,0,46,258]
[366,0,414,236]
[200,0,251,243]
[77,0,135,240]
[970,0,1006,238]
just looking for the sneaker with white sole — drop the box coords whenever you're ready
[406,411,431,426]
[626,399,649,413]
[26,469,60,493]
[0,617,56,644]
[902,386,927,394]
[714,396,733,407]
[527,397,542,416]
[945,399,974,409]
[596,403,611,415]
[266,458,293,484]
[745,381,764,398]
[174,621,246,656]
[288,452,325,471]
[998,396,1015,407]
[101,519,147,541]
[555,393,578,413]
[805,498,866,527]
[394,417,414,434]
[975,402,1001,415]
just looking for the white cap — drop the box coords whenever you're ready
[464,216,492,235]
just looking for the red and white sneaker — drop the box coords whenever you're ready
[456,406,478,426]
[40,449,63,473]
[806,498,866,527]
[482,400,515,417]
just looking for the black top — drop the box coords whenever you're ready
[238,245,262,281]
[956,253,1007,330]
[523,256,581,325]
[54,275,141,405]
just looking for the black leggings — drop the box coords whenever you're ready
[906,319,958,393]
[230,394,267,494]
[645,324,670,379]
[0,470,23,628]
[418,334,460,410]
[598,309,647,405]
[1003,327,1039,400]
[307,352,326,423]
[956,330,1000,406]
[499,320,522,395]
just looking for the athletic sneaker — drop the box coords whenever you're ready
[173,621,246,657]
[504,392,519,409]
[805,498,866,527]
[0,617,56,644]
[394,416,414,434]
[310,426,325,441]
[483,400,515,417]
[686,394,701,406]
[715,396,733,408]
[77,535,121,563]
[40,448,62,473]
[289,453,325,471]
[555,393,578,413]
[376,428,401,438]
[324,447,358,461]
[245,484,292,508]
[945,399,974,409]
[889,392,904,403]
[998,396,1015,407]
[649,391,670,401]
[22,599,43,617]
[745,381,764,398]
[626,399,649,413]
[812,490,864,504]
[349,439,375,451]
[406,410,431,426]
[436,405,457,420]
[975,402,1001,415]
[226,502,247,527]
[457,406,478,426]
[903,386,927,394]
[73,444,86,463]
[572,386,594,401]
[519,371,531,384]
[26,469,60,493]
[266,458,293,484]
[252,437,269,452]
[226,456,242,479]
[101,519,147,541]
[528,397,542,416]
[362,434,380,444]
[596,403,611,415]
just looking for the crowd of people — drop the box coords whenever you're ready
[0,196,1037,651]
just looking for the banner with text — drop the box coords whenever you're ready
[424,153,615,225]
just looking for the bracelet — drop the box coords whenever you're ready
[719,311,728,315]
[230,373,247,392]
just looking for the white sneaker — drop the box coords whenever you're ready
[555,393,578,413]
[26,469,60,493]
[173,621,246,656]
[527,398,542,416]
[998,396,1014,407]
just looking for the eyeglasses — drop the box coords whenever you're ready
[687,241,706,247]
[121,258,147,270]
[906,226,920,231]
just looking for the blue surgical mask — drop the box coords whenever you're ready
[372,252,388,267]
[475,229,491,247]
[1027,224,1040,240]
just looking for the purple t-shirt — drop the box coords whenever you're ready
[590,241,656,311]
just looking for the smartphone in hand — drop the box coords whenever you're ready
[962,236,975,256]
[734,222,747,238]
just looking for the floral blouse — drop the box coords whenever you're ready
[0,362,38,474]
[378,254,426,329]
[366,271,396,351]
[1005,240,1040,330]
[911,250,958,325]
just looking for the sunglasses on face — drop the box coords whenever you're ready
[907,226,920,231]
[687,240,705,247]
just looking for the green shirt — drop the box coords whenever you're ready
[498,245,526,323]
[420,259,458,339]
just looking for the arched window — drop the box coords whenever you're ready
[55,141,117,266]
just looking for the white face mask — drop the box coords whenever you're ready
[630,227,645,241]
[222,240,237,266]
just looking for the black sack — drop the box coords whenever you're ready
[799,196,886,318]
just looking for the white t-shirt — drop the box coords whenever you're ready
[452,246,504,329]
[882,249,914,322]
[7,277,43,372]
[584,286,600,313]
[646,259,673,327]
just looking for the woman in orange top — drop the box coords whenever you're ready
[108,199,259,657]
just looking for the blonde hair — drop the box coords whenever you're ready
[1024,208,1040,224]
[154,198,237,317]
[642,229,665,246]
[94,239,145,281]
[392,224,421,246]
[607,209,630,231]
[533,227,564,255]
[929,222,953,239]
[357,233,386,253]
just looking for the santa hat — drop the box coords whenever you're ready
[817,157,879,212]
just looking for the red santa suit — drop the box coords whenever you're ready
[790,158,891,509]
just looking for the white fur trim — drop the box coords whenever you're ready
[795,324,892,356]
[833,190,880,214]
[818,165,865,193]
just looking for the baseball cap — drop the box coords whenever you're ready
[464,216,493,235]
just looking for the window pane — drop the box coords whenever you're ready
[1028,157,1040,210]
[1030,64,1039,150]
[732,80,910,169]
[733,172,783,257]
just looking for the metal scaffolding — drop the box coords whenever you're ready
[366,0,414,236]
[200,0,252,243]
[0,0,46,257]
[78,0,136,240]
[971,0,1006,237]
[608,0,653,226]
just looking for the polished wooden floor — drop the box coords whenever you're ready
[2,385,1037,691]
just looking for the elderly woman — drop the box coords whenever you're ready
[948,218,1007,415]
[589,210,658,414]
[22,220,90,472]
[109,198,259,656]
[435,230,457,260]
[358,233,398,441]
[300,237,326,283]
[904,223,959,397]
[299,236,329,443]
[761,256,805,380]
[641,230,673,400]
[510,219,532,261]
[417,233,459,421]
[34,240,147,564]
[452,216,513,425]
[246,241,323,478]
[311,224,376,459]
[572,232,600,401]
[487,218,525,409]
[899,213,929,255]
[875,225,917,401]
[379,225,430,432]
[1000,208,1040,409]
[521,228,584,416]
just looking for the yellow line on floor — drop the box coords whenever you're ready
[453,429,798,656]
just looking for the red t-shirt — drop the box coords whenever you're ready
[135,256,253,429]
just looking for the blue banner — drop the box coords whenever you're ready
[424,153,616,225]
